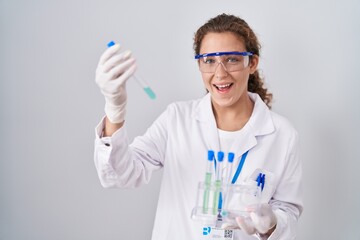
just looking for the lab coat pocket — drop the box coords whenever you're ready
[248,168,276,204]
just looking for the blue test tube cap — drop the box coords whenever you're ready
[217,151,224,162]
[208,150,214,161]
[228,152,235,163]
[107,41,116,48]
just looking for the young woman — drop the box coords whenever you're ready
[94,13,303,240]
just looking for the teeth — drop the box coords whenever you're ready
[215,83,231,88]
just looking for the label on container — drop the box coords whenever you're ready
[202,227,234,240]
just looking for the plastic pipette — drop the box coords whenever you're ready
[213,151,224,215]
[203,150,214,214]
[107,41,156,100]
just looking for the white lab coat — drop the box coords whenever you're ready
[94,92,303,240]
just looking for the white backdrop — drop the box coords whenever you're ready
[1,0,359,239]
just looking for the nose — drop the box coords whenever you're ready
[215,61,228,79]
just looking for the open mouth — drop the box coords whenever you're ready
[213,83,233,92]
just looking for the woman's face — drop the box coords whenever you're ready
[199,32,258,109]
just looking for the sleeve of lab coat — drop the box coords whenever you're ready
[267,130,303,240]
[94,105,170,189]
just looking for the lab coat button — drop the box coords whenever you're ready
[104,143,110,147]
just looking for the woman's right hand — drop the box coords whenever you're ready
[95,43,137,124]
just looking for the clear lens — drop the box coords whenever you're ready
[198,55,250,73]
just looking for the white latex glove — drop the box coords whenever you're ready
[95,43,137,123]
[236,204,277,236]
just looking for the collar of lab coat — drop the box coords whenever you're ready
[193,92,275,157]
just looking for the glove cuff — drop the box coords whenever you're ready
[104,100,127,124]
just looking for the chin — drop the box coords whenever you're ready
[212,97,237,108]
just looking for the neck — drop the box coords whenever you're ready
[212,94,254,131]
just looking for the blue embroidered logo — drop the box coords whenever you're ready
[203,227,211,235]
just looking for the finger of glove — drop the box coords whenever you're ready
[236,216,256,235]
[101,50,132,73]
[250,210,276,234]
[256,204,276,225]
[246,203,273,218]
[108,57,136,82]
[221,222,239,230]
[111,60,136,87]
[98,44,121,66]
[98,58,136,95]
[250,212,267,234]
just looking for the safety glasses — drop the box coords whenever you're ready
[195,51,253,73]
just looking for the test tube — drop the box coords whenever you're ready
[133,74,156,99]
[213,151,224,215]
[107,41,156,100]
[203,150,214,214]
[222,152,235,214]
[226,152,235,185]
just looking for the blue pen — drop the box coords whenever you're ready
[256,173,262,187]
[107,41,156,100]
[261,174,266,191]
[256,173,265,192]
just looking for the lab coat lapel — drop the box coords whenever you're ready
[193,92,275,160]
[193,94,220,152]
[229,92,275,160]
[229,125,257,158]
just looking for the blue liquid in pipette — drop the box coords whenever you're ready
[107,41,156,100]
[144,87,156,100]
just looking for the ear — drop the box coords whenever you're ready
[249,55,259,74]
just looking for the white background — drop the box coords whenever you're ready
[1,0,359,239]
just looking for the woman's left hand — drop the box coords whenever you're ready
[236,204,277,236]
